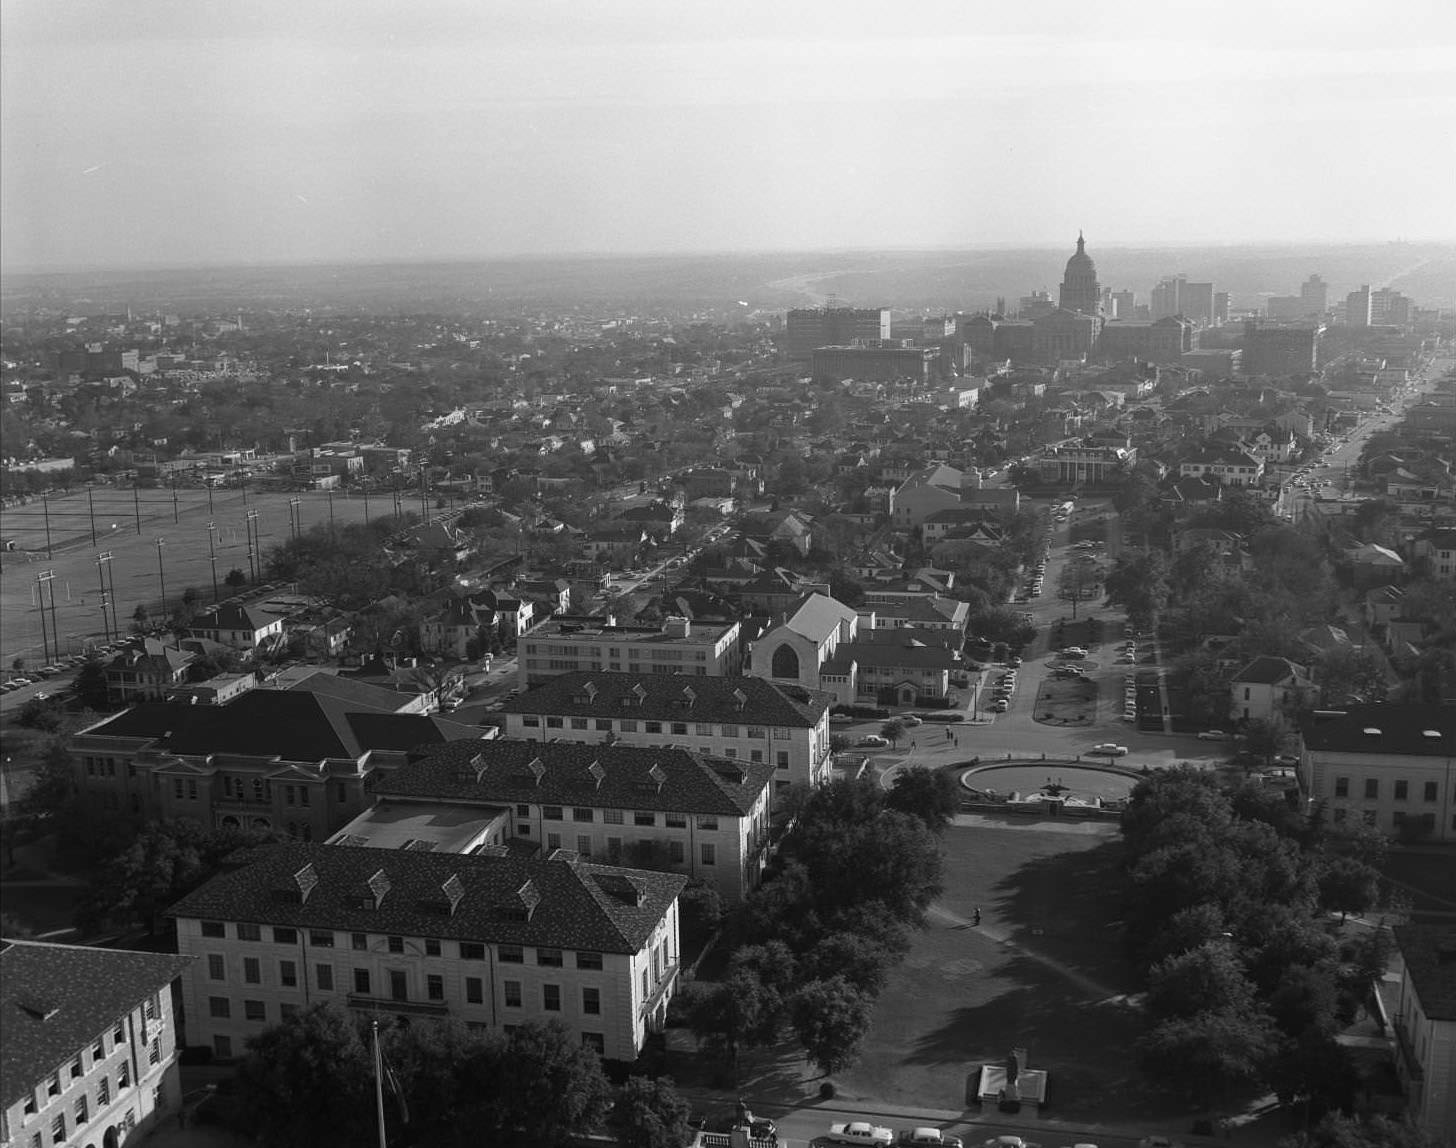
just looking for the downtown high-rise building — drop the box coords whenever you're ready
[1300,274,1327,315]
[782,304,891,359]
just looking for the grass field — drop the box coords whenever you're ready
[0,487,390,668]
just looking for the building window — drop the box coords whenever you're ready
[776,751,789,769]
[425,938,441,957]
[576,835,592,858]
[750,750,763,763]
[466,977,484,1004]
[280,960,298,987]
[571,718,589,730]
[499,944,524,964]
[543,984,561,1012]
[583,986,601,1015]
[352,933,368,951]
[669,840,685,863]
[148,1039,159,1066]
[48,1073,61,1097]
[236,923,261,942]
[701,843,716,865]
[208,954,226,981]
[309,930,334,948]
[427,975,444,1001]
[603,808,624,824]
[1394,780,1408,801]
[1362,810,1377,826]
[281,1003,298,1019]
[209,996,231,1018]
[75,1094,88,1124]
[546,716,564,729]
[97,1075,110,1106]
[572,807,594,823]
[543,806,563,821]
[243,957,260,984]
[665,812,686,828]
[582,1032,605,1055]
[504,980,522,1007]
[244,1000,266,1022]
[596,719,613,731]
[316,964,334,991]
[212,1035,232,1060]
[354,969,371,995]
[537,948,564,967]
[387,935,405,954]
[697,815,718,831]
[645,721,663,734]
[1425,781,1439,802]
[1364,779,1378,799]
[1334,777,1349,798]
[721,724,738,738]
[522,716,540,728]
[459,943,485,960]
[117,1062,129,1089]
[696,722,714,736]
[619,720,638,733]
[634,811,655,827]
[200,921,226,938]
[50,1115,65,1145]
[747,726,766,740]
[273,927,297,944]
[672,723,688,736]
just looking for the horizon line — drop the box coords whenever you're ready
[5,236,1456,280]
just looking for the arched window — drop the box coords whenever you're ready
[770,643,800,680]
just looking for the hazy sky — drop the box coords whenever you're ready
[3,0,1454,270]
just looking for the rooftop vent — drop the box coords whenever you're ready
[732,688,748,711]
[593,871,646,907]
[355,868,391,910]
[16,993,60,1022]
[455,753,487,784]
[271,861,320,905]
[423,872,467,916]
[587,761,606,788]
[528,757,547,786]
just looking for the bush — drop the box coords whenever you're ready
[831,704,891,720]
[819,1081,836,1100]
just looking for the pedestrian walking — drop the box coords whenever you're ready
[973,907,982,926]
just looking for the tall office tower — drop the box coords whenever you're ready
[1151,276,1184,320]
[782,305,892,359]
[1345,285,1373,327]
[1111,290,1136,320]
[1057,233,1102,316]
[1300,275,1327,315]
[1181,281,1215,324]
[1370,288,1412,326]
[1243,320,1322,377]
[1213,292,1230,324]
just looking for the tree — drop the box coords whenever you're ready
[1145,942,1261,1022]
[224,567,248,590]
[15,696,63,732]
[1316,856,1380,922]
[885,765,960,832]
[1281,1113,1446,1148]
[131,603,151,632]
[72,659,110,710]
[1241,719,1291,766]
[609,1077,693,1148]
[1137,1009,1276,1106]
[879,718,907,747]
[487,1021,613,1148]
[790,975,874,1076]
[682,968,782,1064]
[1265,1032,1361,1117]
[678,878,723,946]
[803,931,895,997]
[234,1001,375,1148]
[1104,549,1170,630]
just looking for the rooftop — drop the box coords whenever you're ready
[0,941,193,1109]
[1392,925,1456,1022]
[1302,704,1455,758]
[501,671,830,729]
[164,842,686,956]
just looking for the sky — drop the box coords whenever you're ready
[3,0,1455,271]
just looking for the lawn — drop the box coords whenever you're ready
[829,825,1194,1123]
[1032,676,1098,727]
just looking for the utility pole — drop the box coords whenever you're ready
[42,495,53,559]
[134,480,142,535]
[206,522,220,603]
[87,486,98,548]
[97,551,117,642]
[288,497,301,541]
[36,570,56,663]
[155,538,168,620]
[246,509,260,583]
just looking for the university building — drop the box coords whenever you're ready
[519,617,743,689]
[166,843,685,1064]
[497,672,830,796]
[0,941,193,1148]
[360,737,775,903]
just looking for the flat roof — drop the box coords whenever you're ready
[327,800,506,854]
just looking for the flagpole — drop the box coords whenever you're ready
[372,1019,388,1148]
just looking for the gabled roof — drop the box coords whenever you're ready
[163,843,686,956]
[192,600,278,633]
[380,739,772,817]
[1233,655,1309,686]
[0,941,193,1108]
[501,671,831,730]
[285,670,421,713]
[82,691,480,761]
[1392,926,1456,1022]
[779,593,857,642]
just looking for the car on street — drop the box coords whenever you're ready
[1138,1138,1183,1148]
[1091,743,1129,756]
[828,1121,895,1147]
[984,1138,1033,1148]
[1197,729,1229,741]
[900,715,923,726]
[1273,753,1299,766]
[989,700,1008,713]
[857,735,890,748]
[830,714,854,724]
[1057,647,1087,658]
[899,1130,963,1148]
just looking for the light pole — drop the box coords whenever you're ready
[246,509,260,583]
[206,521,220,603]
[97,551,117,643]
[36,570,57,663]
[288,497,301,541]
[155,538,167,622]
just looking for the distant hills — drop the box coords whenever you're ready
[3,241,1454,315]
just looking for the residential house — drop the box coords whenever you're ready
[1230,656,1315,727]
[1343,542,1407,591]
[616,501,683,541]
[583,521,647,566]
[741,510,813,558]
[183,600,286,651]
[104,640,196,705]
[1298,704,1455,841]
[830,627,963,707]
[497,671,832,797]
[166,842,685,1063]
[1389,925,1456,1139]
[0,941,193,1148]
[367,737,776,901]
[1412,529,1456,578]
[398,521,475,564]
[1364,585,1407,629]
[420,597,495,661]
[1178,448,1265,488]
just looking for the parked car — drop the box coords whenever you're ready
[829,1122,895,1147]
[830,714,855,724]
[1197,729,1229,741]
[1138,1138,1183,1148]
[899,1130,963,1148]
[900,715,923,726]
[1091,743,1129,756]
[857,735,890,748]
[989,700,1008,713]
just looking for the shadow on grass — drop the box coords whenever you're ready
[990,838,1139,996]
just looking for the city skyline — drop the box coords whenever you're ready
[3,0,1455,272]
